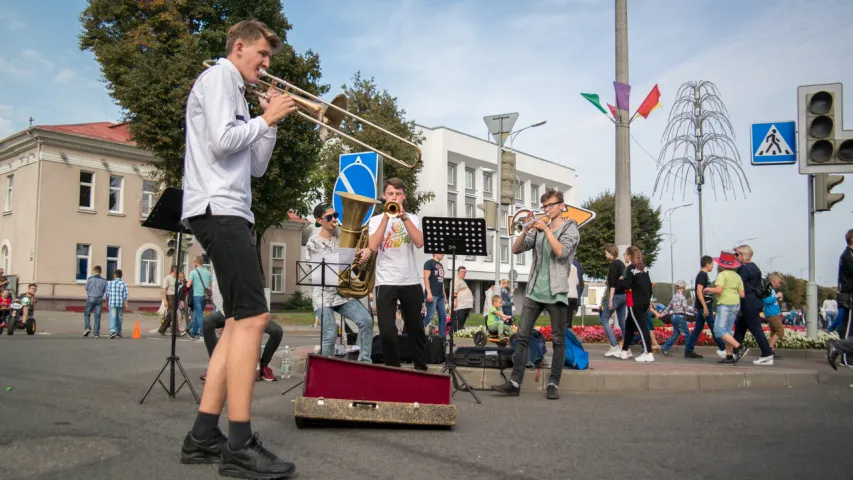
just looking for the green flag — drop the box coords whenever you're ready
[580,93,608,115]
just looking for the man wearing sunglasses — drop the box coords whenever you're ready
[306,203,374,362]
[491,189,580,400]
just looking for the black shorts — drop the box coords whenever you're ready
[187,210,268,321]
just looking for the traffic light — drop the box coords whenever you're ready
[166,236,177,257]
[798,83,853,174]
[815,173,845,212]
[477,200,498,229]
[499,150,516,204]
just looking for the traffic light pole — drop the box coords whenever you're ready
[806,173,818,339]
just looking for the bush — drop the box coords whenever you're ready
[282,290,313,310]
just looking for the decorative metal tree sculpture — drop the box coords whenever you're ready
[653,80,750,255]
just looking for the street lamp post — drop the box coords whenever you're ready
[733,236,756,248]
[663,203,692,296]
[767,255,783,273]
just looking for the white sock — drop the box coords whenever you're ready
[548,383,557,389]
[510,380,519,388]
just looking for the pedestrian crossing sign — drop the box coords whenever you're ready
[751,121,796,165]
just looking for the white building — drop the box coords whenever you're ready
[413,125,578,314]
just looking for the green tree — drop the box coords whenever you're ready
[574,191,663,280]
[309,72,433,213]
[79,0,327,282]
[777,273,806,309]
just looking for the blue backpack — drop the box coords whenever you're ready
[564,328,589,370]
[512,329,547,368]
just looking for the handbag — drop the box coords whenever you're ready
[195,269,213,303]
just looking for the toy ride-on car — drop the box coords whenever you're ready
[473,318,517,348]
[6,296,36,335]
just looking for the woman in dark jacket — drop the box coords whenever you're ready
[734,245,774,364]
[618,246,656,363]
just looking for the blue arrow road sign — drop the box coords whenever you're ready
[333,152,381,226]
[751,121,796,165]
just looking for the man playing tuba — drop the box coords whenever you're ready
[306,203,375,362]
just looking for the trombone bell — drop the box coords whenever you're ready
[319,94,347,142]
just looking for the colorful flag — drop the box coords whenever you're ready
[636,84,662,119]
[614,81,631,111]
[580,93,608,116]
[607,104,617,118]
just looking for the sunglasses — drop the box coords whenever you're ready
[322,212,339,222]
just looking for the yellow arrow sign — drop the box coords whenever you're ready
[508,205,597,230]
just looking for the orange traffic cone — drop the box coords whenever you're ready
[132,319,141,339]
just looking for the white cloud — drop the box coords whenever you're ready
[21,49,53,70]
[0,11,25,31]
[53,68,76,83]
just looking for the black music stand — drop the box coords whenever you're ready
[139,187,200,404]
[423,216,488,404]
[280,257,354,396]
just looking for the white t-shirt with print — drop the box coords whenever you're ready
[368,213,422,287]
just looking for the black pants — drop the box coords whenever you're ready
[567,298,579,328]
[376,284,427,369]
[454,308,472,331]
[734,307,772,357]
[202,311,284,369]
[623,304,652,353]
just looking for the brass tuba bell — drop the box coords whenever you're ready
[336,192,381,298]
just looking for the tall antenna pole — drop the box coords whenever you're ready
[614,0,632,251]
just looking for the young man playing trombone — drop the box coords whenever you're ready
[491,189,580,400]
[306,203,374,362]
[179,20,298,478]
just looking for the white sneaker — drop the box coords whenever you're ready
[619,350,632,360]
[716,350,726,359]
[753,356,774,366]
[635,353,655,363]
[605,346,620,357]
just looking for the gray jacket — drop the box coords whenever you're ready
[516,220,580,297]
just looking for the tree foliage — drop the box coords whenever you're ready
[574,191,663,280]
[309,72,433,213]
[79,0,328,283]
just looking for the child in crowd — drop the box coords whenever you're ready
[487,295,514,338]
[0,289,11,327]
[763,273,785,357]
[660,280,691,356]
[704,251,748,364]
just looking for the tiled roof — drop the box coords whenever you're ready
[38,121,135,146]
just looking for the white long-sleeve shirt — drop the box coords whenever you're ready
[181,58,277,224]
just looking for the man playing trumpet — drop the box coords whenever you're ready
[306,203,375,362]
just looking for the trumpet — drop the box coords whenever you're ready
[202,60,421,169]
[385,201,401,217]
[511,210,550,235]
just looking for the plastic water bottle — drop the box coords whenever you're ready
[280,346,292,380]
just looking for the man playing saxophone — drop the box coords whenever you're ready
[306,203,374,362]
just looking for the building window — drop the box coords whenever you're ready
[109,175,123,213]
[500,243,509,264]
[141,180,156,217]
[531,184,540,205]
[515,179,524,202]
[465,204,474,218]
[107,246,120,280]
[79,171,94,209]
[447,163,456,188]
[483,172,492,196]
[271,266,283,293]
[3,175,12,212]
[515,252,525,265]
[272,245,284,260]
[465,168,475,190]
[75,244,91,282]
[139,249,158,285]
[447,199,456,216]
[0,243,9,273]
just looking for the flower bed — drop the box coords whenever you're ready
[453,325,836,350]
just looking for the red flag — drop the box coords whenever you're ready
[607,104,617,118]
[636,85,662,119]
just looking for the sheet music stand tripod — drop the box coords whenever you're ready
[423,216,488,405]
[139,187,200,404]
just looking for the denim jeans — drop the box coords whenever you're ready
[827,312,841,332]
[423,295,447,337]
[599,293,627,342]
[84,297,103,335]
[661,314,690,352]
[191,295,205,337]
[713,304,740,338]
[510,298,567,386]
[109,306,124,335]
[685,307,726,352]
[316,299,374,362]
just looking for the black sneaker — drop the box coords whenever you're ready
[491,381,520,396]
[733,345,749,363]
[684,351,703,359]
[83,328,91,337]
[546,383,559,400]
[717,358,735,365]
[827,340,840,371]
[180,428,227,464]
[219,433,296,479]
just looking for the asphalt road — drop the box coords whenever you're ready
[0,333,850,480]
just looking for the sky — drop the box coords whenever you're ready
[2,0,853,286]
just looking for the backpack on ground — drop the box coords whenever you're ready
[511,328,547,368]
[564,328,589,370]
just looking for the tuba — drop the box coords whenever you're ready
[336,192,381,298]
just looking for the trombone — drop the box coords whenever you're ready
[202,60,421,169]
